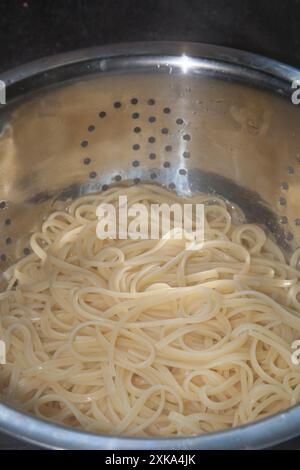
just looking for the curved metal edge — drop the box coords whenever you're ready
[1,401,300,449]
[1,41,300,86]
[1,41,300,449]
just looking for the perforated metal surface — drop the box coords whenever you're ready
[1,72,300,277]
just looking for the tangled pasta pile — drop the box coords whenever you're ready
[1,183,300,436]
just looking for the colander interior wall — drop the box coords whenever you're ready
[1,65,300,270]
[1,42,300,449]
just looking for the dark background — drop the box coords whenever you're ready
[1,0,300,73]
[1,0,300,450]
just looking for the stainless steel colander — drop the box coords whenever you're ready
[1,42,300,449]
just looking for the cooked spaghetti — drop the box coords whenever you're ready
[1,183,300,436]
